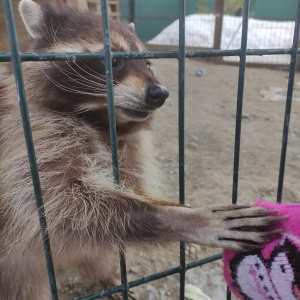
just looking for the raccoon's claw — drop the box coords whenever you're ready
[179,205,288,251]
[210,206,288,251]
[217,228,284,251]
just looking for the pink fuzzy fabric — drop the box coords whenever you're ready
[223,199,300,300]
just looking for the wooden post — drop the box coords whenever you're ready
[66,0,88,10]
[64,0,120,20]
[213,0,224,64]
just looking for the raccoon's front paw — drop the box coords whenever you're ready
[202,205,287,251]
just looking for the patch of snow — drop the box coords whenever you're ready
[148,14,295,64]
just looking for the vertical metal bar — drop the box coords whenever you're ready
[226,287,232,300]
[129,0,135,24]
[276,0,300,203]
[100,0,120,185]
[99,1,128,300]
[231,0,250,205]
[178,0,186,299]
[118,251,129,300]
[2,0,58,299]
[229,1,250,299]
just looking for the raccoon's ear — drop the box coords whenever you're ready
[128,22,135,32]
[19,0,43,39]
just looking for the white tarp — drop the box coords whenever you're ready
[148,14,295,64]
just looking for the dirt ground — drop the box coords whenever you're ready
[1,58,300,299]
[142,60,299,300]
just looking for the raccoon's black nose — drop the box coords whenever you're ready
[146,85,169,108]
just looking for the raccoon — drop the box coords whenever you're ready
[0,1,285,299]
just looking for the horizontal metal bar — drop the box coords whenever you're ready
[0,48,297,62]
[75,254,221,300]
[185,253,222,270]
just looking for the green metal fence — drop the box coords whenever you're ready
[1,0,300,299]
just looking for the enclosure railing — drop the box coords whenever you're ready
[1,0,300,299]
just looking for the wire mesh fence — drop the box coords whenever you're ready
[0,0,300,299]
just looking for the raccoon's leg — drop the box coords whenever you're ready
[74,251,137,300]
[75,250,120,288]
[61,184,286,251]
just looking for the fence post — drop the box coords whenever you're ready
[129,0,135,24]
[213,0,224,64]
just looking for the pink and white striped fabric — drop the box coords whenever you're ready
[223,199,300,300]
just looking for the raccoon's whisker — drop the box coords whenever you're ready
[42,70,106,97]
[45,107,98,116]
[69,85,104,93]
[70,82,106,92]
[112,75,122,85]
[73,61,114,84]
[42,64,105,93]
[80,61,108,79]
[165,83,178,89]
[76,70,116,87]
[155,109,164,118]
[49,20,63,51]
[64,61,111,87]
[64,70,107,89]
[78,62,120,84]
[76,63,121,86]
[79,61,121,85]
[65,107,95,116]
[49,19,56,46]
[50,20,61,48]
[38,21,53,45]
[52,62,106,90]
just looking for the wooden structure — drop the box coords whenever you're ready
[64,0,120,20]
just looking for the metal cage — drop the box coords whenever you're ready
[1,0,300,299]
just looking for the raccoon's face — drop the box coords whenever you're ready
[19,0,169,129]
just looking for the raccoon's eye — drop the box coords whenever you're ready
[112,58,121,68]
